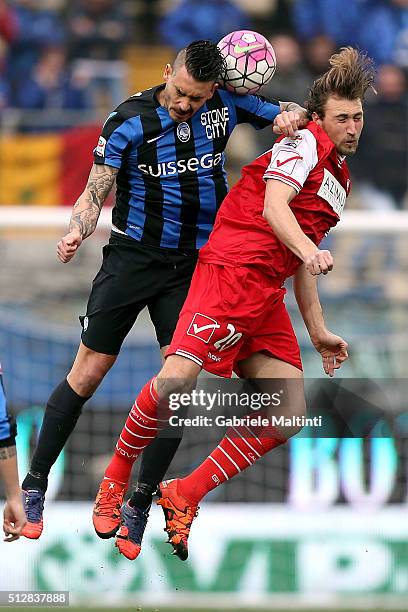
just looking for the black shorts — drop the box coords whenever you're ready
[80,232,198,355]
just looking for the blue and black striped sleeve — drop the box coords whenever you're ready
[93,111,144,168]
[231,92,281,129]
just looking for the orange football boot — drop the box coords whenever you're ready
[156,479,199,560]
[92,479,127,538]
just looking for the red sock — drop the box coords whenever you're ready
[178,415,287,504]
[104,378,161,484]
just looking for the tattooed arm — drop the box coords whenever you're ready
[272,101,308,138]
[57,163,118,263]
[1,445,26,541]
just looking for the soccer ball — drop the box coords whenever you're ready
[218,30,276,95]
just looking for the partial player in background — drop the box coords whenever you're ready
[96,47,375,561]
[20,38,306,540]
[0,365,26,541]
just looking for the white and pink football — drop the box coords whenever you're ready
[218,30,276,95]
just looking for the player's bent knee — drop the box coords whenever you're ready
[159,354,201,379]
[157,355,201,397]
[68,347,116,395]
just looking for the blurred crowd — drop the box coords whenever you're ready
[0,0,407,209]
[0,0,130,114]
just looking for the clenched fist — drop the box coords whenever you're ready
[272,110,301,139]
[305,249,333,276]
[57,230,83,263]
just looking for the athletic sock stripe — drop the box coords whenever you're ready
[119,435,145,450]
[240,423,262,447]
[133,403,159,422]
[134,403,168,423]
[231,426,262,458]
[225,436,253,466]
[243,423,263,447]
[175,349,203,366]
[209,455,229,480]
[128,411,157,430]
[124,424,155,439]
[217,445,241,473]
[149,378,158,402]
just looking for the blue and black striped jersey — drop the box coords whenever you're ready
[94,84,280,250]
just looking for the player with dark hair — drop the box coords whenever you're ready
[21,40,305,539]
[97,47,376,560]
[0,366,26,541]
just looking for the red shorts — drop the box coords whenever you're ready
[167,262,302,377]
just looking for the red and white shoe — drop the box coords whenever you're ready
[92,479,127,539]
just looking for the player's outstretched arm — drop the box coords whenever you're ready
[0,445,26,541]
[263,179,333,275]
[293,265,349,376]
[57,163,118,263]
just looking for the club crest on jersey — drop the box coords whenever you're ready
[187,313,220,343]
[317,168,347,216]
[177,122,191,142]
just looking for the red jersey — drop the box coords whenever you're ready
[199,121,351,285]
